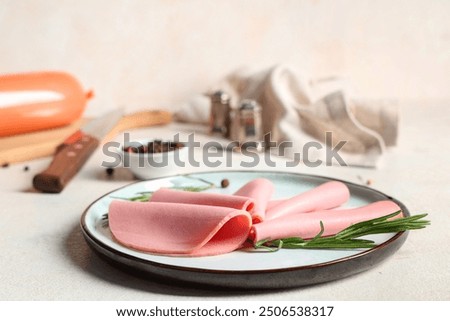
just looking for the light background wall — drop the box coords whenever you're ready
[0,0,449,116]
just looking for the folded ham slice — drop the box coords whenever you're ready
[233,178,274,223]
[251,200,402,242]
[265,181,350,220]
[109,200,252,256]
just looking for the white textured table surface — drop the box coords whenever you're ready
[1,101,449,300]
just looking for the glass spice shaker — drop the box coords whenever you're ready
[209,90,232,138]
[234,99,263,150]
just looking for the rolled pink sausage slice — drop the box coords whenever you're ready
[251,200,402,242]
[150,188,255,212]
[265,181,350,220]
[233,178,275,223]
[109,200,252,257]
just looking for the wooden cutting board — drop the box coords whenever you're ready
[0,110,172,164]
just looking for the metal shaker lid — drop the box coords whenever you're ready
[210,90,231,104]
[239,99,261,111]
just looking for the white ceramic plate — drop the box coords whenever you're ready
[80,171,409,289]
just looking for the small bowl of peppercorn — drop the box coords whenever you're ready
[121,139,188,179]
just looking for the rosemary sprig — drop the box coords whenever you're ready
[110,191,153,202]
[254,211,429,251]
[171,185,214,193]
[109,184,214,203]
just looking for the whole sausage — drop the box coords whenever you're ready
[0,71,92,137]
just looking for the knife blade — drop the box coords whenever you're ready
[33,109,124,193]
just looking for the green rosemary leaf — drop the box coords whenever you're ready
[334,211,401,239]
[182,174,216,188]
[110,194,152,202]
[253,239,284,252]
[278,237,305,244]
[336,213,429,240]
[298,241,375,249]
[309,221,325,243]
[254,238,271,248]
[111,182,215,203]
[172,186,213,192]
[270,238,375,249]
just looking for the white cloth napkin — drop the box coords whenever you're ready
[176,65,399,167]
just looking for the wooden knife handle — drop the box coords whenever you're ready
[32,132,99,193]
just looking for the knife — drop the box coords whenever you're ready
[33,109,124,193]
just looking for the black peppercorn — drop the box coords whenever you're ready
[221,179,230,188]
